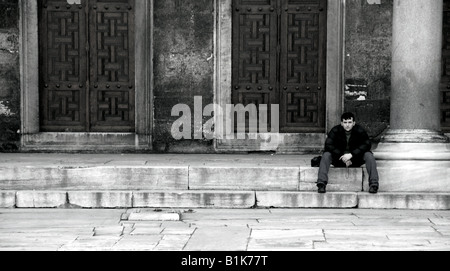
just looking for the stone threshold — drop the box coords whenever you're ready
[1,190,450,210]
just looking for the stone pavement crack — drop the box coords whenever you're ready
[428,218,436,225]
[182,227,197,251]
[245,228,252,251]
[431,225,444,237]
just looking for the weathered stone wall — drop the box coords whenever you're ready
[0,0,394,153]
[0,0,20,152]
[153,0,215,153]
[344,0,393,141]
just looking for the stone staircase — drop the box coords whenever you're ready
[0,153,449,210]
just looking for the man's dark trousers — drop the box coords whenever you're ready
[317,152,379,188]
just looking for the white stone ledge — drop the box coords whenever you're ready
[358,193,450,210]
[256,191,358,209]
[68,191,133,208]
[4,191,450,210]
[133,190,256,209]
[15,191,67,208]
[0,191,16,208]
[189,166,300,191]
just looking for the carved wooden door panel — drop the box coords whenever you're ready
[39,0,88,132]
[39,0,135,133]
[232,0,279,133]
[442,0,450,133]
[232,0,327,133]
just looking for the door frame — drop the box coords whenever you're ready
[19,0,153,152]
[214,0,345,153]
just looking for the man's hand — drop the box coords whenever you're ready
[340,154,353,164]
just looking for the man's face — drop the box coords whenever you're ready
[341,118,356,132]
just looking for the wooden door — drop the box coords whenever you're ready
[39,0,135,133]
[232,0,327,133]
[442,0,450,132]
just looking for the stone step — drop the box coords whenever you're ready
[2,190,450,210]
[1,156,450,193]
[1,154,450,192]
[1,154,450,210]
[0,164,363,192]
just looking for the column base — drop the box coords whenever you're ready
[381,129,449,143]
[374,130,450,160]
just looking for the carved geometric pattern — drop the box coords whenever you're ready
[39,0,135,132]
[241,93,270,107]
[287,0,320,4]
[442,90,450,127]
[90,1,135,132]
[40,1,87,131]
[94,11,131,82]
[232,0,279,133]
[285,13,320,84]
[235,92,274,132]
[46,11,83,82]
[97,90,131,122]
[280,1,326,131]
[232,0,326,133]
[235,13,274,85]
[285,92,319,125]
[48,90,82,122]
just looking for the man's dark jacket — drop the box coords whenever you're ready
[324,124,372,166]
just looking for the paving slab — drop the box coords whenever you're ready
[313,240,433,251]
[181,209,272,221]
[248,221,356,230]
[161,227,196,235]
[184,226,251,251]
[251,229,324,239]
[248,239,314,251]
[154,235,191,251]
[188,219,258,227]
[93,226,124,237]
[59,236,122,251]
[1,208,450,251]
[130,227,164,235]
[112,235,161,251]
[127,210,181,221]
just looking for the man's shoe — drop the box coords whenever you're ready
[317,183,326,194]
[369,185,379,194]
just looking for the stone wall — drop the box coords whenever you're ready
[152,0,215,153]
[344,0,393,141]
[0,0,20,152]
[0,0,395,153]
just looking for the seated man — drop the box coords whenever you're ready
[317,112,379,194]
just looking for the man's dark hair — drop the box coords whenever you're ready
[341,112,355,122]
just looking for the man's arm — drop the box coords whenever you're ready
[351,127,372,158]
[324,128,343,157]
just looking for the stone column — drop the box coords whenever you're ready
[375,0,450,160]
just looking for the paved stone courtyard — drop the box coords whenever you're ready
[0,208,449,251]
